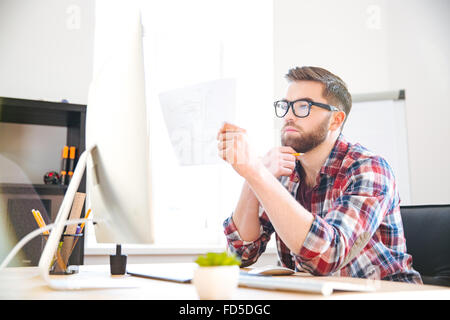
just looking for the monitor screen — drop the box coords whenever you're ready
[85,5,153,244]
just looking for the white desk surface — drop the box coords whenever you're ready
[1,264,449,300]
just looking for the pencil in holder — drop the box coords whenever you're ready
[40,233,83,275]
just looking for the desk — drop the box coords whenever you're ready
[1,264,449,300]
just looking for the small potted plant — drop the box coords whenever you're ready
[193,251,241,300]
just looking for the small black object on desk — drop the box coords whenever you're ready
[43,171,61,185]
[110,244,127,275]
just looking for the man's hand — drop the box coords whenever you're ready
[262,146,297,179]
[217,122,261,179]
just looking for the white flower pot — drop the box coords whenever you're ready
[192,265,240,300]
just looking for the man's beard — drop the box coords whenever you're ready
[281,116,330,153]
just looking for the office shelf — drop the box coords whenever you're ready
[0,96,86,164]
[0,96,86,266]
[0,183,68,195]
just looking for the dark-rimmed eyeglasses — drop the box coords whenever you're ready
[274,99,339,118]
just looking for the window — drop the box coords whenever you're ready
[87,0,274,249]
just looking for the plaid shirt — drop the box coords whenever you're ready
[224,134,422,283]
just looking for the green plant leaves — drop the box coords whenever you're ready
[194,251,241,267]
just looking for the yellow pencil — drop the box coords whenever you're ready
[55,241,66,271]
[31,209,42,228]
[291,153,304,156]
[36,210,50,235]
[32,209,49,235]
[79,209,91,232]
[50,240,65,272]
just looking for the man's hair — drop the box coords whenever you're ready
[285,66,352,126]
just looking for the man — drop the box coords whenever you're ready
[217,66,421,283]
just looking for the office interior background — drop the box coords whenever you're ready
[0,0,449,265]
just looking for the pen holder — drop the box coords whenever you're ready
[40,233,83,275]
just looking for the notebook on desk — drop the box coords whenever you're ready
[127,263,196,283]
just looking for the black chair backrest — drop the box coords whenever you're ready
[400,205,450,286]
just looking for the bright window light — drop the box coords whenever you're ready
[88,0,274,248]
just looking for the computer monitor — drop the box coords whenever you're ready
[37,5,153,287]
[84,5,152,245]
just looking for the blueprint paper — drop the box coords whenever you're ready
[158,79,236,165]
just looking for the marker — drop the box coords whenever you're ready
[70,209,92,254]
[67,146,76,183]
[60,146,69,185]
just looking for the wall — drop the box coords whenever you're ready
[0,0,94,103]
[386,0,450,204]
[0,0,94,183]
[274,0,450,204]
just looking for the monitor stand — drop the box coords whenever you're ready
[38,146,93,288]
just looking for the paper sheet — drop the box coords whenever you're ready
[158,79,236,165]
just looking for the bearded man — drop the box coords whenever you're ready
[217,66,421,283]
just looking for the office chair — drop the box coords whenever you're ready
[400,204,450,287]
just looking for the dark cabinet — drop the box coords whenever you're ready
[0,97,86,266]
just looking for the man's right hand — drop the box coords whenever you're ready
[262,146,297,179]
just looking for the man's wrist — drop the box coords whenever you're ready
[245,159,269,186]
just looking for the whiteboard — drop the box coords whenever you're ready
[342,97,411,205]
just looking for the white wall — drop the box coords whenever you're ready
[0,0,94,184]
[0,0,94,103]
[274,0,450,205]
[387,0,450,205]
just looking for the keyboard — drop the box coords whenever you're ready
[238,274,376,296]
